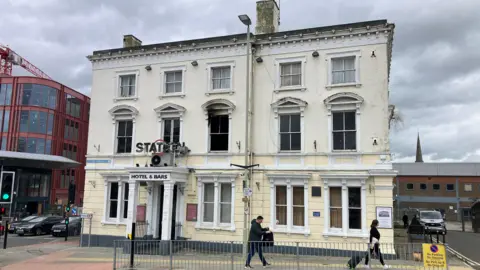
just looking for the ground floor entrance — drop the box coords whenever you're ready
[127,168,188,241]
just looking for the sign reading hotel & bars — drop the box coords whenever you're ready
[130,173,170,181]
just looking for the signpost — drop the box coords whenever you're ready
[80,213,93,247]
[422,243,447,268]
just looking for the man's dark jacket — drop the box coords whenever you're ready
[248,219,268,242]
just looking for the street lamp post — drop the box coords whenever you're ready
[238,14,252,260]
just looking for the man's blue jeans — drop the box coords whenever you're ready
[245,242,267,266]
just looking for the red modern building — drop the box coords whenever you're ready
[0,76,89,215]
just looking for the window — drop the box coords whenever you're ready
[406,183,414,190]
[0,110,9,132]
[275,186,287,225]
[163,119,180,143]
[279,114,301,151]
[433,184,440,191]
[165,71,183,94]
[203,183,214,222]
[220,183,232,223]
[60,171,69,188]
[104,180,130,223]
[123,183,129,219]
[211,66,231,90]
[332,111,356,151]
[323,176,367,236]
[465,184,472,192]
[348,187,361,229]
[330,187,342,228]
[332,56,356,84]
[196,175,236,230]
[268,174,310,234]
[66,95,81,118]
[1,136,6,150]
[292,186,305,226]
[116,120,133,154]
[109,182,119,218]
[119,75,136,97]
[17,137,46,154]
[18,110,53,134]
[280,62,302,87]
[446,184,455,191]
[420,183,427,190]
[20,84,57,109]
[0,84,12,105]
[209,115,229,151]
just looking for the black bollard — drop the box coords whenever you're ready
[130,222,136,268]
[3,221,8,249]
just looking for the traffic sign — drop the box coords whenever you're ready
[422,243,447,268]
[81,213,93,219]
[71,208,77,215]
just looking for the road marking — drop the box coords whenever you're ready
[432,237,480,267]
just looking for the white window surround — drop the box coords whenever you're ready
[154,103,186,143]
[324,92,364,153]
[325,50,361,89]
[109,105,139,156]
[101,174,130,225]
[159,65,187,99]
[114,70,140,101]
[321,174,368,238]
[195,173,237,231]
[274,56,307,93]
[206,61,236,96]
[271,97,307,153]
[267,173,311,236]
[201,99,236,153]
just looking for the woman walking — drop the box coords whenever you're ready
[364,220,390,269]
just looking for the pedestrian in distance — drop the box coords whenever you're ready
[402,213,409,229]
[364,219,390,269]
[245,216,272,269]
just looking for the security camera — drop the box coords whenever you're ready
[240,173,245,176]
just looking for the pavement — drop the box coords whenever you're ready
[446,221,473,232]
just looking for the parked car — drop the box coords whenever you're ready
[417,210,447,235]
[8,215,37,233]
[51,217,82,237]
[16,216,64,236]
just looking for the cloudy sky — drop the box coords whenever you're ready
[1,0,479,162]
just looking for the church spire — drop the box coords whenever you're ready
[415,132,424,163]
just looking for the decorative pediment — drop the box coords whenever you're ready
[271,97,308,118]
[324,92,364,114]
[201,98,236,111]
[324,92,364,105]
[154,103,186,119]
[108,104,139,123]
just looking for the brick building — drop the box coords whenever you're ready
[393,135,480,221]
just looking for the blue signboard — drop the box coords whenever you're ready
[71,208,77,215]
[313,211,320,217]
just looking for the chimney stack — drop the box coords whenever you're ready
[255,0,280,35]
[123,34,142,48]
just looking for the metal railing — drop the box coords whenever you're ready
[112,240,460,269]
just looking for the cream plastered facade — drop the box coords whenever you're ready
[84,20,396,246]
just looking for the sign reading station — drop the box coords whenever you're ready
[422,243,447,268]
[130,173,170,181]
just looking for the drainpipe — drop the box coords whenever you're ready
[456,178,460,221]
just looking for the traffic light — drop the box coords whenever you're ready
[0,207,5,215]
[65,217,69,225]
[68,183,76,204]
[66,205,70,212]
[0,172,14,203]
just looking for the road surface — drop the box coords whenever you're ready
[0,233,79,248]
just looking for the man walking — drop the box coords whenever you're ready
[245,216,271,269]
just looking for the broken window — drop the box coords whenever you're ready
[209,115,229,151]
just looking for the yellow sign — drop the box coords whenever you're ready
[422,243,447,268]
